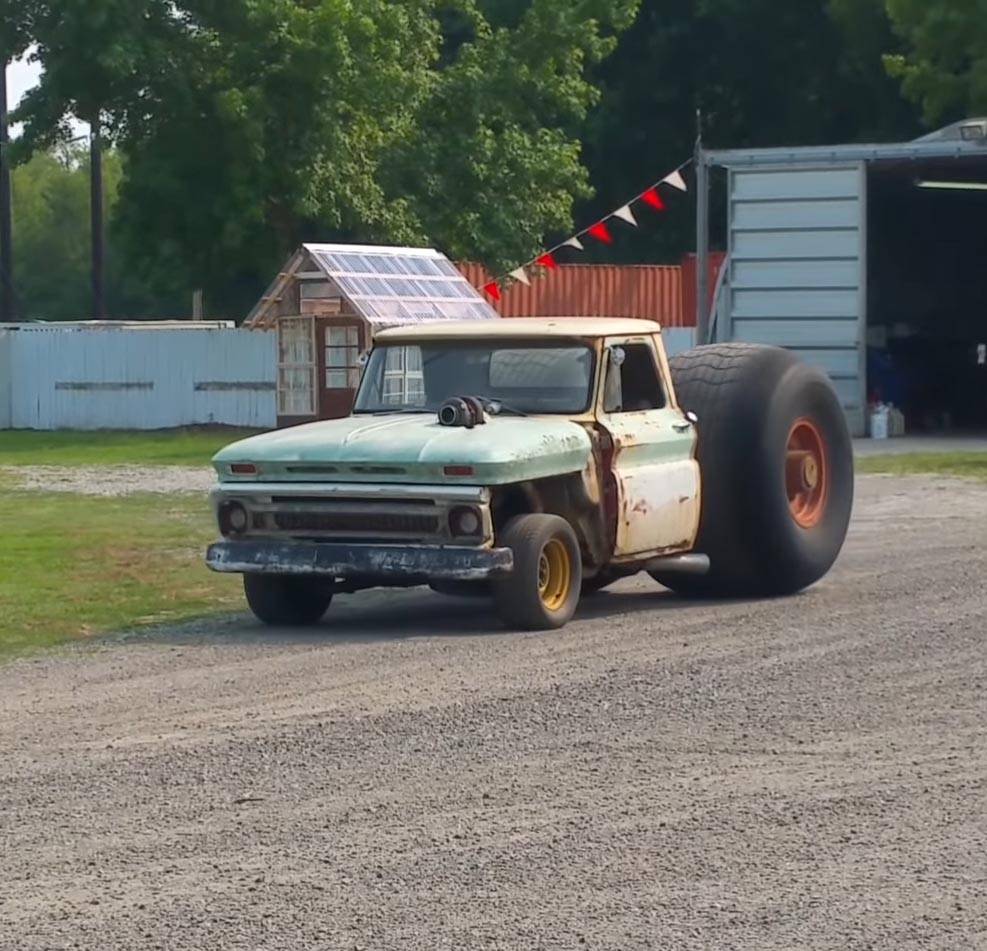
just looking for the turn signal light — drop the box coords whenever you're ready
[230,463,257,475]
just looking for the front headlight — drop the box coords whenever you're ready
[218,501,249,536]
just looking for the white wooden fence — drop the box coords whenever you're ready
[0,323,696,431]
[0,325,277,430]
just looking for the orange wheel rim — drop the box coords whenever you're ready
[786,418,828,529]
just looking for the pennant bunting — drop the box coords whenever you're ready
[640,187,666,212]
[612,204,638,227]
[587,221,614,245]
[479,158,690,293]
[661,169,688,192]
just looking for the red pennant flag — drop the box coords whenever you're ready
[536,253,558,270]
[587,221,613,245]
[641,188,666,212]
[482,281,501,302]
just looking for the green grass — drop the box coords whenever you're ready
[857,452,987,482]
[0,486,241,658]
[0,427,262,467]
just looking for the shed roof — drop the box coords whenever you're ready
[246,244,498,329]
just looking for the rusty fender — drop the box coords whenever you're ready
[206,540,513,582]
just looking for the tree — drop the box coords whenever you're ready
[389,0,640,272]
[17,0,639,315]
[9,145,187,319]
[1,0,39,320]
[883,0,987,123]
[576,0,919,262]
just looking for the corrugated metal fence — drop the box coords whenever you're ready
[457,263,690,326]
[0,326,277,430]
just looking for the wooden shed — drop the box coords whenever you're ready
[246,243,499,427]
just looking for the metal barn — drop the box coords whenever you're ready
[246,244,498,427]
[696,119,987,436]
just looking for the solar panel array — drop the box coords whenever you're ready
[306,245,498,325]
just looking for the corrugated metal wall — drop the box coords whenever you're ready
[458,263,690,326]
[722,165,866,435]
[5,327,277,430]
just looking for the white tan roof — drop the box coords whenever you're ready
[375,317,663,341]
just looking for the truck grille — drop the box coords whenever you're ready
[271,511,440,535]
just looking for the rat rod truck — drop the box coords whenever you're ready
[206,318,853,630]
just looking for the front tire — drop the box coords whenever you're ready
[654,344,853,598]
[243,574,333,626]
[493,515,582,630]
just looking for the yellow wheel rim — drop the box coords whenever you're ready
[538,539,572,612]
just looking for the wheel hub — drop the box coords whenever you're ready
[538,539,572,611]
[785,418,829,529]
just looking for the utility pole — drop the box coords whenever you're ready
[0,60,15,322]
[695,108,710,344]
[90,114,106,319]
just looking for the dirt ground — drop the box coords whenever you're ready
[1,474,985,951]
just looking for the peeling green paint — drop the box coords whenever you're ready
[214,413,592,485]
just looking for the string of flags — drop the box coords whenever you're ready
[482,161,691,301]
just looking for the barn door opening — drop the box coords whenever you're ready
[867,157,987,434]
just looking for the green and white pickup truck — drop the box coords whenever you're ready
[206,318,853,630]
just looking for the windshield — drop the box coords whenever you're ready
[354,342,596,415]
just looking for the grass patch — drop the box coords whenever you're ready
[0,488,241,658]
[0,427,262,467]
[857,452,987,482]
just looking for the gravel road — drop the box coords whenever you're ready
[1,465,215,496]
[1,474,985,950]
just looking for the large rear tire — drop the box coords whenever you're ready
[243,574,333,626]
[653,344,853,597]
[493,515,582,630]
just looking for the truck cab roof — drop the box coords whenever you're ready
[374,318,663,342]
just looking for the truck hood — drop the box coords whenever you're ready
[214,414,593,485]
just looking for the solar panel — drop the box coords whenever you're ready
[304,244,498,325]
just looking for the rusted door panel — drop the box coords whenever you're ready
[604,408,700,558]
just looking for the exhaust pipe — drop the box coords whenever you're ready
[643,553,710,576]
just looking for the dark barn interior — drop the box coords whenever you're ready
[868,157,987,432]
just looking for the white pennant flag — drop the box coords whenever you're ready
[563,236,584,251]
[509,267,530,286]
[661,169,688,192]
[612,204,638,227]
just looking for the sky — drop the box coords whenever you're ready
[7,54,41,112]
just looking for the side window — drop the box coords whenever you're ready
[604,342,665,413]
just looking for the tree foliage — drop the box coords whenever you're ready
[15,0,638,315]
[883,0,987,123]
[10,146,187,319]
[8,0,965,320]
[575,0,920,262]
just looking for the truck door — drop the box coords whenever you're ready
[599,335,701,558]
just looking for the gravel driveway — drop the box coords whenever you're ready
[1,474,985,950]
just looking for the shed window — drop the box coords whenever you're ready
[277,318,316,416]
[325,325,361,389]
